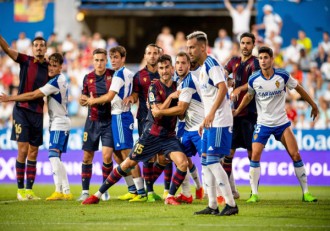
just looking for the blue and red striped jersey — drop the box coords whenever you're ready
[15,53,49,113]
[82,68,115,121]
[225,56,260,116]
[146,79,177,137]
[132,66,160,120]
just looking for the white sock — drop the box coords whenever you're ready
[181,172,191,197]
[95,191,102,198]
[202,165,208,197]
[124,175,135,189]
[60,162,70,194]
[249,166,261,195]
[133,177,145,195]
[295,165,308,194]
[204,166,217,209]
[49,157,62,192]
[216,183,223,197]
[229,171,238,193]
[190,165,202,189]
[208,163,236,207]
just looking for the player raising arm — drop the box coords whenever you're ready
[233,46,318,203]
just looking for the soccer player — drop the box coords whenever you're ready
[0,34,48,200]
[0,53,72,200]
[82,54,188,206]
[86,46,146,202]
[233,46,318,203]
[122,44,165,202]
[186,31,238,216]
[77,48,115,202]
[152,51,204,203]
[223,32,261,199]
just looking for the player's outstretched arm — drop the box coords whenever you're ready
[0,89,44,103]
[152,100,188,118]
[233,91,254,117]
[295,84,319,121]
[123,92,138,106]
[87,90,117,106]
[0,35,18,61]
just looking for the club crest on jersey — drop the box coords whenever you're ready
[89,79,93,84]
[159,90,163,95]
[149,92,155,102]
[275,80,280,88]
[143,77,147,82]
[106,75,112,80]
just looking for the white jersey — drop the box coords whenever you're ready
[178,72,204,131]
[263,13,282,38]
[110,66,134,114]
[39,73,71,131]
[248,69,298,127]
[199,56,233,127]
[230,8,251,35]
[191,65,201,78]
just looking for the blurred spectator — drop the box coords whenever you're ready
[62,33,75,53]
[78,32,89,50]
[68,75,81,117]
[224,0,254,40]
[0,65,14,86]
[91,32,106,49]
[0,101,13,129]
[254,4,282,40]
[313,98,330,129]
[16,32,31,53]
[213,29,232,65]
[321,82,330,105]
[106,37,118,51]
[298,48,311,72]
[321,55,330,82]
[273,43,284,68]
[47,32,60,53]
[283,38,304,64]
[286,100,298,126]
[291,63,303,85]
[156,26,174,56]
[173,31,186,54]
[229,41,240,58]
[284,38,303,64]
[313,44,328,68]
[319,31,330,53]
[296,114,311,129]
[307,62,323,99]
[297,30,312,54]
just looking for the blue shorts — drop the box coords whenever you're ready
[82,119,114,151]
[129,133,184,163]
[49,130,69,153]
[201,126,232,157]
[176,121,185,138]
[112,112,134,151]
[11,106,43,146]
[253,122,291,145]
[181,130,201,157]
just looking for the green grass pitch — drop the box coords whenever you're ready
[0,184,329,231]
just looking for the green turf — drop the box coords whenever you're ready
[0,184,329,231]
